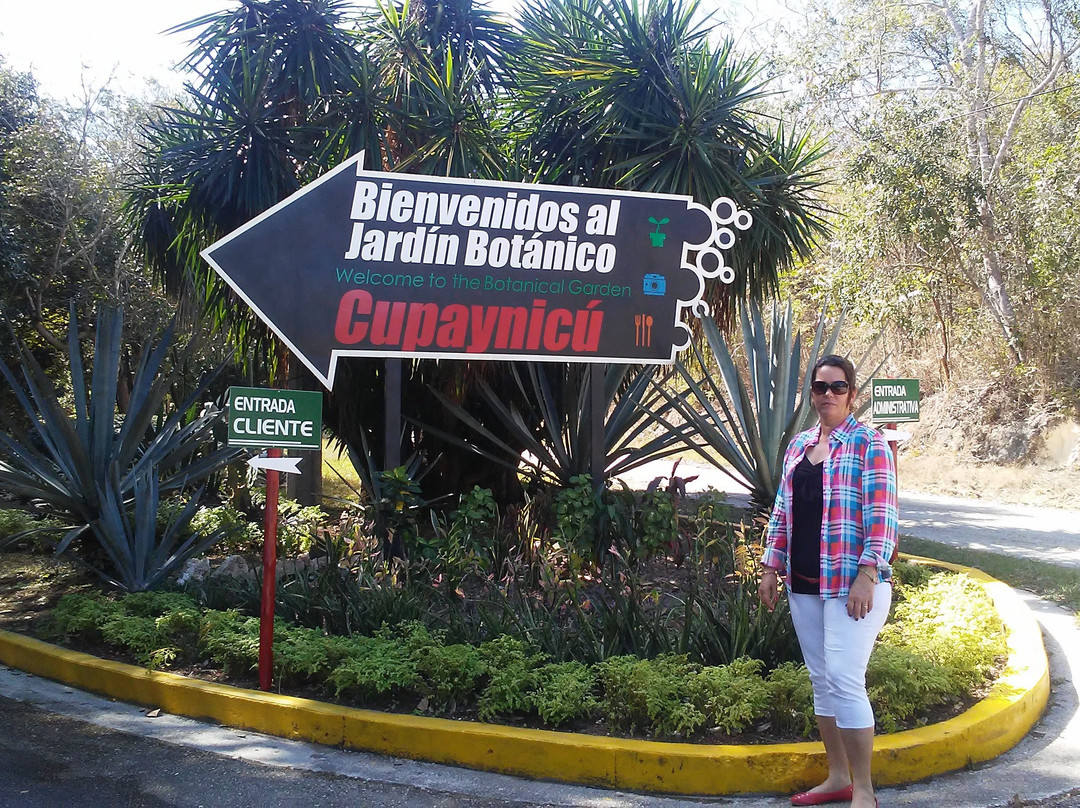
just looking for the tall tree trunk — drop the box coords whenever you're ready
[943,0,1077,367]
[979,220,1024,365]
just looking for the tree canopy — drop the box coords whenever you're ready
[760,0,1080,394]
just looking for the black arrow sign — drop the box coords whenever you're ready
[202,153,752,390]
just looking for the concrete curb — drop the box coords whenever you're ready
[0,556,1049,797]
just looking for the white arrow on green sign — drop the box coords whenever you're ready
[870,378,920,424]
[248,455,304,475]
[227,386,323,450]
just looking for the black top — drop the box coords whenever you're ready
[790,453,824,595]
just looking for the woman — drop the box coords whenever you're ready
[758,355,898,808]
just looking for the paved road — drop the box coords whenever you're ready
[898,491,1080,568]
[0,692,500,808]
[620,459,1080,568]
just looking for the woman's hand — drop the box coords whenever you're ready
[758,569,780,612]
[847,566,877,620]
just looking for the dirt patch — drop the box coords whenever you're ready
[897,382,1080,509]
[0,554,96,634]
[898,451,1080,509]
[905,383,1074,464]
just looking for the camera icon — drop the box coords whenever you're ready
[643,274,666,296]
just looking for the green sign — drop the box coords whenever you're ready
[870,378,920,424]
[227,386,323,450]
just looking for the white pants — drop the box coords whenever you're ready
[788,583,892,729]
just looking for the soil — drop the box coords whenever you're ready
[0,553,95,634]
[896,382,1080,510]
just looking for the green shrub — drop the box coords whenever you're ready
[637,489,677,557]
[880,572,1006,690]
[277,502,327,557]
[477,636,545,720]
[554,475,597,557]
[688,657,772,734]
[154,608,202,654]
[414,642,485,710]
[199,610,261,676]
[100,614,161,660]
[155,499,190,538]
[49,592,124,641]
[597,654,705,737]
[415,486,501,577]
[119,590,199,617]
[191,505,261,555]
[867,645,957,733]
[38,564,1006,741]
[765,662,815,736]
[0,508,63,547]
[892,560,934,590]
[48,591,202,670]
[533,661,598,727]
[375,621,485,711]
[0,508,37,538]
[273,624,354,685]
[694,490,735,526]
[453,486,498,545]
[329,636,419,700]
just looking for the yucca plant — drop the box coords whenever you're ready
[0,306,242,589]
[424,362,695,489]
[654,301,883,511]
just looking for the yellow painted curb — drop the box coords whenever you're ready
[0,555,1049,796]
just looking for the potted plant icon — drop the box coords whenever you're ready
[648,216,669,247]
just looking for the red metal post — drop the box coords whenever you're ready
[259,448,281,692]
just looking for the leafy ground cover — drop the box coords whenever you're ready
[0,548,1005,744]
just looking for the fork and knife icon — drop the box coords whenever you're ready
[634,314,654,347]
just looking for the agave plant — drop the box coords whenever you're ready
[422,362,696,488]
[91,470,233,592]
[0,306,243,590]
[654,301,883,511]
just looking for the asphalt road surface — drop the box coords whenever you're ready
[620,459,1080,568]
[0,695,509,808]
[897,490,1080,568]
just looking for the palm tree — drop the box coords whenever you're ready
[127,0,830,505]
[511,0,830,315]
[129,0,377,349]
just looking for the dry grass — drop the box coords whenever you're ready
[320,439,366,506]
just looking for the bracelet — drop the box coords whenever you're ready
[858,567,877,584]
[762,569,779,578]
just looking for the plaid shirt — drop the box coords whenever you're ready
[762,414,898,599]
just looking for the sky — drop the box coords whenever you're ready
[0,0,227,100]
[0,0,514,101]
[0,0,771,102]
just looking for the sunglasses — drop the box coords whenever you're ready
[811,380,850,395]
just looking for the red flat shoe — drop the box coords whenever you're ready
[790,784,854,805]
